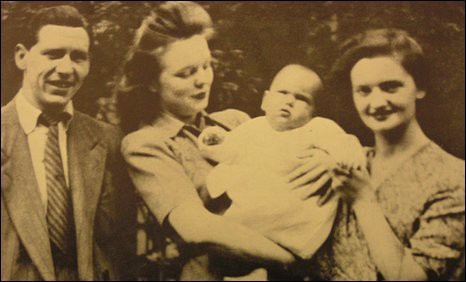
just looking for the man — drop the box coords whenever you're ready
[1,5,135,280]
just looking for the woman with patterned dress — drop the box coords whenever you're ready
[309,29,465,281]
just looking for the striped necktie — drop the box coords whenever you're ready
[39,112,75,255]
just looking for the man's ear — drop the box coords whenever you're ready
[15,44,28,71]
[261,90,270,112]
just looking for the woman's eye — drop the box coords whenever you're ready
[176,68,196,78]
[355,86,371,96]
[384,87,398,93]
[380,81,403,93]
[202,62,212,70]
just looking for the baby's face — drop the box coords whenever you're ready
[262,72,320,131]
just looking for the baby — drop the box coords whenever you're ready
[199,64,366,264]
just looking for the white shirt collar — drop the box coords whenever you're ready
[15,89,74,134]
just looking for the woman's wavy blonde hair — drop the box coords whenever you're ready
[117,1,214,133]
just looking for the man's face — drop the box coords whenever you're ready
[15,24,90,112]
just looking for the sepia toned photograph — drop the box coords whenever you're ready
[1,1,464,281]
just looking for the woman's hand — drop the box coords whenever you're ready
[286,148,337,200]
[333,167,428,281]
[331,167,375,206]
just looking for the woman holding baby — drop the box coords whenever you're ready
[308,29,465,280]
[116,2,310,280]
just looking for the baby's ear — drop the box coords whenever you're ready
[261,90,270,112]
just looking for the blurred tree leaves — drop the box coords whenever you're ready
[1,1,464,157]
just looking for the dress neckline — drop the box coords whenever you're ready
[366,140,433,191]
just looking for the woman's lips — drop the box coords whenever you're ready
[192,92,207,100]
[373,114,389,121]
[370,110,396,121]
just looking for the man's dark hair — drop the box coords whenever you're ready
[21,5,91,50]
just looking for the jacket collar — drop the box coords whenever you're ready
[15,89,74,135]
[2,100,106,281]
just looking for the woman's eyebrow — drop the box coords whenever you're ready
[176,59,211,73]
[175,65,195,73]
[353,84,369,90]
[379,80,404,88]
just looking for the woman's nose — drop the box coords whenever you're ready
[194,68,212,88]
[368,88,389,108]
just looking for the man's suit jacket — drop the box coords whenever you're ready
[1,100,136,281]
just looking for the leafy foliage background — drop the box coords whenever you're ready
[2,1,464,158]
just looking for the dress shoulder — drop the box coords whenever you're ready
[416,142,464,192]
[121,125,168,158]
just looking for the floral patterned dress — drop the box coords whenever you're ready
[310,141,465,280]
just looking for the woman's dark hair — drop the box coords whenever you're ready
[329,28,428,96]
[117,1,214,133]
[322,28,429,144]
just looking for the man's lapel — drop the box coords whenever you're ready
[67,112,106,281]
[1,102,56,281]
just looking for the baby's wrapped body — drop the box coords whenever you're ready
[199,116,366,259]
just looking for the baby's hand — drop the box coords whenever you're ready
[198,126,228,146]
[198,126,229,163]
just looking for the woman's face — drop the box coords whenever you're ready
[156,35,213,122]
[350,56,425,133]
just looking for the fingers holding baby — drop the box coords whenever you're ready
[322,132,371,204]
[329,163,373,205]
[286,117,368,204]
[287,148,336,200]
